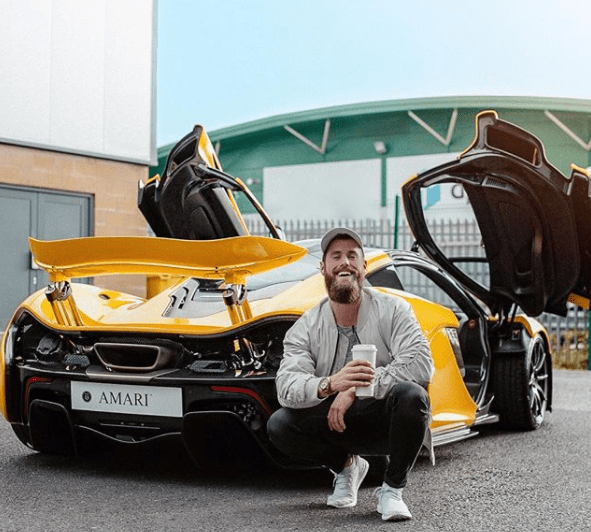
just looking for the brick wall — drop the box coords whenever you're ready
[0,143,150,297]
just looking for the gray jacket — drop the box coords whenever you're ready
[276,288,434,409]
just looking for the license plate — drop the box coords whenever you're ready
[71,381,183,418]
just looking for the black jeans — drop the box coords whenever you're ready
[267,381,430,488]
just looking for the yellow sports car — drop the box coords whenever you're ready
[3,111,584,469]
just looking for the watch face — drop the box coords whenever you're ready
[320,378,329,391]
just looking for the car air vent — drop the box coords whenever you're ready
[163,279,200,317]
[484,176,515,192]
[94,342,182,372]
[63,354,90,368]
[163,278,227,319]
[189,360,228,374]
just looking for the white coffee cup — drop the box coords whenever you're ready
[352,344,377,397]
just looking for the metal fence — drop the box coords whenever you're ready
[245,216,588,356]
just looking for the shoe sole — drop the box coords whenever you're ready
[382,511,412,521]
[327,458,370,508]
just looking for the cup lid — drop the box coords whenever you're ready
[351,344,376,350]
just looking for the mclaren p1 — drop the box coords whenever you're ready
[2,111,586,469]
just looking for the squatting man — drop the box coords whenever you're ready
[268,227,434,521]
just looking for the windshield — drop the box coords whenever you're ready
[247,248,320,292]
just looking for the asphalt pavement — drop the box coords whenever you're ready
[0,369,590,532]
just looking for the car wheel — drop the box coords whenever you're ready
[493,335,550,430]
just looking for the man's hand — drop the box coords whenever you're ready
[327,388,356,432]
[326,359,375,432]
[330,359,374,393]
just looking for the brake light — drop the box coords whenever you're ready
[24,376,53,417]
[210,386,272,416]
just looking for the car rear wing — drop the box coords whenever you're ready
[29,235,307,326]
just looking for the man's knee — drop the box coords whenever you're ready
[267,407,290,446]
[386,381,430,418]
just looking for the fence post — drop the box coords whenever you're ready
[394,195,400,249]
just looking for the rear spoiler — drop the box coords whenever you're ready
[29,235,308,327]
[29,235,307,284]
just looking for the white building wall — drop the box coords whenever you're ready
[0,0,156,165]
[387,152,474,222]
[263,159,382,221]
[263,152,473,223]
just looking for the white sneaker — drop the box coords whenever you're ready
[326,455,369,508]
[375,482,412,520]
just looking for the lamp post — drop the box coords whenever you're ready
[374,141,390,246]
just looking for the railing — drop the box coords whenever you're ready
[245,216,589,367]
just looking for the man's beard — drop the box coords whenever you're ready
[324,271,362,304]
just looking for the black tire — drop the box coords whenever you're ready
[492,335,550,430]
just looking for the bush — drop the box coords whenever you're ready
[551,330,589,369]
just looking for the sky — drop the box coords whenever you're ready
[156,0,591,146]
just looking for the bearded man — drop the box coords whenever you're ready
[267,227,434,521]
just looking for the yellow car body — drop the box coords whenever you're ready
[1,115,559,467]
[0,236,479,431]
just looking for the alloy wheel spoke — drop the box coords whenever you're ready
[532,345,546,372]
[536,383,547,403]
[529,379,547,411]
[530,386,543,413]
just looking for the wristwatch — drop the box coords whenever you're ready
[318,377,332,396]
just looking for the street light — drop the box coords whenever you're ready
[374,141,387,155]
